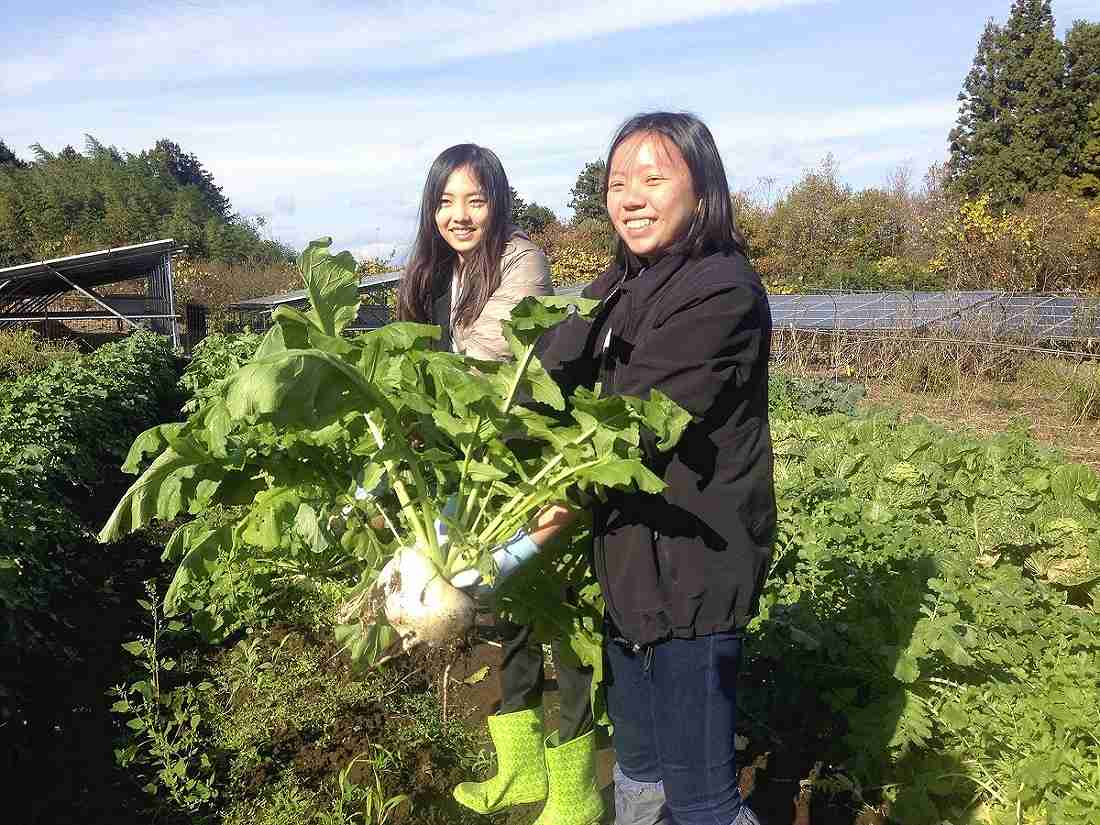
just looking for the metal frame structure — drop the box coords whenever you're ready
[0,239,183,347]
[228,271,403,332]
[232,278,1100,354]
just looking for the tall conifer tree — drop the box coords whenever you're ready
[948,21,1001,196]
[1065,21,1100,197]
[948,0,1076,203]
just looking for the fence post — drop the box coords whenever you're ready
[184,303,208,354]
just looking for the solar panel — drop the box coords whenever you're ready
[769,291,1100,341]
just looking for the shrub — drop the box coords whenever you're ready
[1067,364,1100,421]
[769,373,866,417]
[736,155,1100,294]
[174,258,300,331]
[0,329,181,492]
[742,157,922,291]
[0,328,81,381]
[531,219,613,289]
[923,192,1100,292]
[1020,357,1100,422]
[179,330,264,412]
[0,330,181,666]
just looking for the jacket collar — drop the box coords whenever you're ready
[586,252,690,302]
[622,253,690,298]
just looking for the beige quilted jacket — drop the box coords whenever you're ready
[452,229,552,361]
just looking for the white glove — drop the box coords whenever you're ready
[450,529,540,596]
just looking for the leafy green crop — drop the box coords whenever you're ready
[100,238,691,672]
[754,406,1100,822]
[178,330,264,414]
[0,331,180,663]
[769,373,866,418]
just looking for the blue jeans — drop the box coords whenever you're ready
[606,632,761,825]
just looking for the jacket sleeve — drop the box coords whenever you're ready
[459,244,553,361]
[616,282,768,422]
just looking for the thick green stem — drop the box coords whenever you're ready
[471,481,497,536]
[456,413,484,527]
[476,422,599,541]
[476,458,603,547]
[461,484,481,531]
[364,412,439,566]
[502,344,536,414]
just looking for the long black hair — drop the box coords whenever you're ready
[397,144,513,329]
[603,111,745,271]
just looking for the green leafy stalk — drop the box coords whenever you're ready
[99,240,692,669]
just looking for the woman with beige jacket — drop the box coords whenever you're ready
[395,144,603,825]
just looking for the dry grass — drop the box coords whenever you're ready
[859,375,1100,471]
[774,326,1100,470]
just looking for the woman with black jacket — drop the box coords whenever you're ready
[469,113,774,824]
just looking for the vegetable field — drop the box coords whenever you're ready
[748,391,1100,823]
[3,242,1099,824]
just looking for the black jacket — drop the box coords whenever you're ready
[536,250,776,646]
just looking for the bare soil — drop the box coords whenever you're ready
[3,526,169,825]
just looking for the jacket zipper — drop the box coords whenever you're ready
[592,269,630,640]
[593,268,638,645]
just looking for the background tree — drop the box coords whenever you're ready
[1064,21,1100,197]
[510,186,560,234]
[0,140,27,169]
[568,160,608,224]
[0,135,291,267]
[509,186,525,224]
[140,139,231,219]
[1070,103,1100,198]
[948,0,1077,204]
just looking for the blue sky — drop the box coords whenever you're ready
[4,0,1098,262]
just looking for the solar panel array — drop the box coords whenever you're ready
[770,291,1100,341]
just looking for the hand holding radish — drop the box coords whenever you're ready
[451,528,541,596]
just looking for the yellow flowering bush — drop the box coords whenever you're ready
[925,193,1100,292]
[531,220,613,289]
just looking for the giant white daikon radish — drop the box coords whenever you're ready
[374,546,475,651]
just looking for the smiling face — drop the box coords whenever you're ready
[435,165,489,262]
[606,132,698,260]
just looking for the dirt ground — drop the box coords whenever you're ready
[4,530,167,825]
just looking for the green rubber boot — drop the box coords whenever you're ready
[453,707,548,814]
[532,729,606,825]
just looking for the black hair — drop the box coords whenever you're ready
[603,111,745,270]
[397,144,513,328]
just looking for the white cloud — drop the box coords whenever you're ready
[7,88,953,251]
[352,242,410,265]
[713,100,956,147]
[3,0,830,97]
[4,0,964,256]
